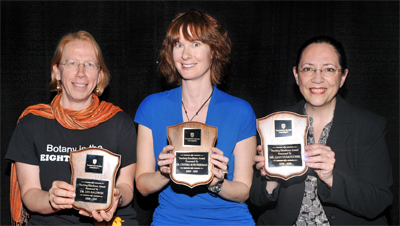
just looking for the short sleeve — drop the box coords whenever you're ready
[116,112,137,168]
[237,100,257,142]
[134,94,155,130]
[5,114,40,165]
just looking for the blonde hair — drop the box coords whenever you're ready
[49,30,109,96]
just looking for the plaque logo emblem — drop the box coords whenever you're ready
[275,120,292,137]
[183,129,202,146]
[93,159,97,165]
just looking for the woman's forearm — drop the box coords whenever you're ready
[136,171,170,196]
[115,183,133,207]
[22,188,57,214]
[217,180,250,204]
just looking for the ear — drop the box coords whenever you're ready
[97,69,103,84]
[53,64,61,80]
[293,66,299,85]
[340,69,349,88]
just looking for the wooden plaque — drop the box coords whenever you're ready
[167,122,217,188]
[257,111,309,180]
[70,148,120,213]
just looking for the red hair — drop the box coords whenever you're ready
[159,9,232,86]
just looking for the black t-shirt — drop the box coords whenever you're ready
[6,111,138,225]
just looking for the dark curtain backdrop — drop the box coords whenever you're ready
[1,1,398,225]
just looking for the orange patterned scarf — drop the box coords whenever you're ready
[10,93,122,225]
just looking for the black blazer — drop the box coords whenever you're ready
[250,95,393,225]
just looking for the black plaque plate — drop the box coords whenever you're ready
[267,144,302,167]
[184,129,202,146]
[85,155,104,173]
[75,178,109,204]
[175,152,209,175]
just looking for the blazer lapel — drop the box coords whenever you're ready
[326,95,352,153]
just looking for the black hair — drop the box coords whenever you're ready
[295,36,347,73]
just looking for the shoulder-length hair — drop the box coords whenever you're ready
[159,9,232,86]
[49,30,110,96]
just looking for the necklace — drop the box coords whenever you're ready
[182,88,214,122]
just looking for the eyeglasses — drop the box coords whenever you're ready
[298,66,343,77]
[58,61,100,72]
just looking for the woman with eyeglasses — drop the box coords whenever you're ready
[134,9,256,225]
[250,36,393,225]
[5,31,137,225]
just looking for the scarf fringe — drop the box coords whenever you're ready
[10,93,122,224]
[10,163,28,225]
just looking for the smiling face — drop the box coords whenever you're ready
[293,43,348,110]
[53,40,101,111]
[172,29,213,85]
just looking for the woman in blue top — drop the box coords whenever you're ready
[134,9,257,225]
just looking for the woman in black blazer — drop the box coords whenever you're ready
[250,36,393,225]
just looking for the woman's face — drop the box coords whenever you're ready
[293,43,348,109]
[53,40,101,110]
[173,28,213,84]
